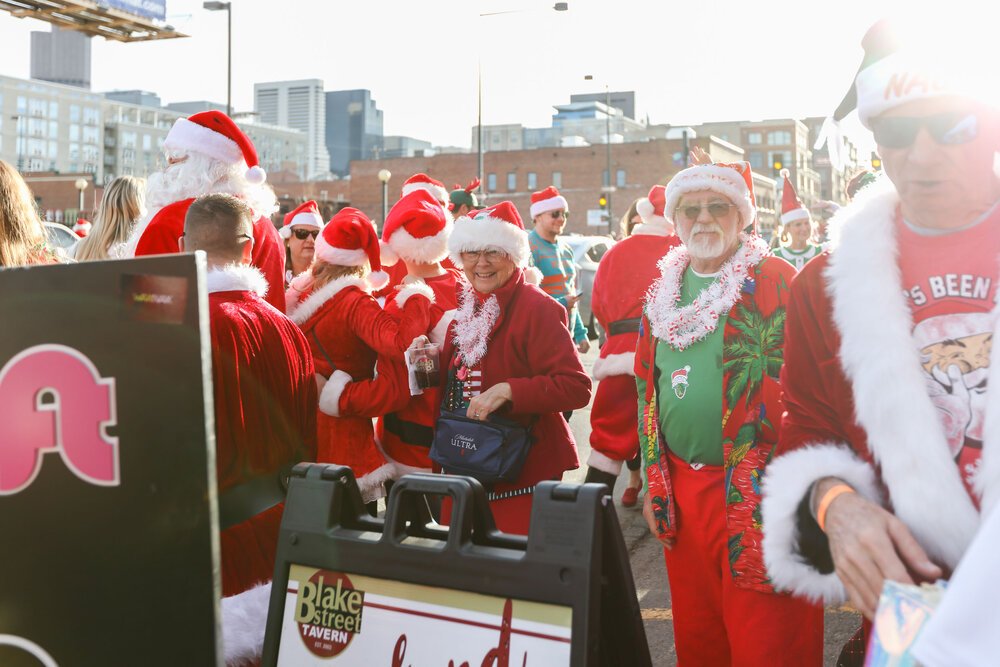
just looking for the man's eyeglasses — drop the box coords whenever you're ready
[675,202,738,222]
[293,228,320,240]
[550,210,568,219]
[870,112,978,149]
[460,248,506,262]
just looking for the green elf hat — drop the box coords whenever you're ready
[449,178,480,212]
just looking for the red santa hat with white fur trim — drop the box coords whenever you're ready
[279,200,324,239]
[163,110,266,185]
[73,218,91,237]
[401,173,449,205]
[780,169,810,225]
[634,185,674,232]
[663,161,758,232]
[380,189,452,266]
[448,201,530,268]
[529,185,569,219]
[314,207,389,290]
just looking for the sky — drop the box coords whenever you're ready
[0,0,989,151]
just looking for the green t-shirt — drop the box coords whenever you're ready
[654,267,725,466]
[772,244,822,271]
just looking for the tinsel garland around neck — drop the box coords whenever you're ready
[451,285,501,368]
[646,233,769,350]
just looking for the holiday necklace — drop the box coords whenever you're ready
[451,285,501,369]
[646,233,769,350]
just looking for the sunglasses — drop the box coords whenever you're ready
[550,210,568,219]
[293,228,320,240]
[675,202,738,222]
[870,112,978,149]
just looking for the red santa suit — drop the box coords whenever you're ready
[206,264,317,599]
[587,188,679,475]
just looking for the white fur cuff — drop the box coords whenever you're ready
[223,582,271,666]
[587,449,624,476]
[318,370,353,417]
[394,280,435,308]
[356,462,395,502]
[592,352,636,380]
[761,443,882,605]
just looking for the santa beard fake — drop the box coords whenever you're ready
[682,222,731,261]
[145,153,278,219]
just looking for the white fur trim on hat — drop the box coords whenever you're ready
[379,239,400,266]
[761,443,882,605]
[393,280,435,308]
[319,370,353,417]
[245,165,267,186]
[529,195,569,219]
[447,215,530,268]
[524,266,543,285]
[164,117,243,165]
[314,233,369,267]
[280,211,324,241]
[386,220,453,266]
[781,208,811,225]
[402,182,449,205]
[222,582,271,666]
[664,165,755,229]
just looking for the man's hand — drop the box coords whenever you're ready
[577,338,591,354]
[642,493,675,549]
[467,382,513,421]
[689,145,713,165]
[566,293,581,309]
[817,478,943,618]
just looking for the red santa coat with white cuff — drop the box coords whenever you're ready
[286,276,433,501]
[134,198,287,312]
[206,265,317,599]
[588,223,679,474]
[760,179,1000,605]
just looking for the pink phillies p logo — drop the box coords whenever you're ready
[0,344,119,495]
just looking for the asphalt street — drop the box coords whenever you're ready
[566,345,861,667]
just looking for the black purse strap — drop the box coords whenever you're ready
[310,329,337,375]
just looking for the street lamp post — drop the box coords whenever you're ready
[377,169,392,228]
[75,178,88,214]
[203,2,232,116]
[585,75,615,235]
[477,3,568,203]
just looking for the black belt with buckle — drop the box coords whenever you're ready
[384,413,434,448]
[608,317,641,336]
[218,463,295,531]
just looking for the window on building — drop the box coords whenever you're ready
[121,132,137,148]
[48,101,58,118]
[48,141,57,160]
[69,143,80,161]
[747,132,761,145]
[69,105,80,122]
[492,134,501,145]
[48,121,57,139]
[527,172,537,190]
[748,150,764,169]
[552,171,562,189]
[82,127,99,145]
[69,125,80,142]
[487,173,496,192]
[83,107,100,125]
[143,134,152,151]
[507,172,516,191]
[616,169,626,188]
[28,98,45,117]
[767,131,792,145]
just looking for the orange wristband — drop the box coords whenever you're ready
[816,484,855,533]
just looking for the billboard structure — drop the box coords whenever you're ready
[0,0,185,42]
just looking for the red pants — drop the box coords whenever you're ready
[663,452,823,667]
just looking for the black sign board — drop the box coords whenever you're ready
[0,255,220,666]
[261,466,651,666]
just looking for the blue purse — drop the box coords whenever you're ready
[430,406,533,484]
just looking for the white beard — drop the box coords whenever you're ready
[681,222,729,262]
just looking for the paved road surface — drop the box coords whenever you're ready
[566,345,861,666]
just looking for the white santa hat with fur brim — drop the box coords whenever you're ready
[314,207,389,290]
[380,189,452,266]
[279,200,324,239]
[447,201,530,268]
[401,173,449,205]
[664,161,757,232]
[163,110,267,186]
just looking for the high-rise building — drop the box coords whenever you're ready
[569,91,636,121]
[105,90,162,108]
[30,26,91,89]
[325,89,383,177]
[254,79,330,180]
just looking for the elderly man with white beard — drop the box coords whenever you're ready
[126,110,287,311]
[635,161,821,664]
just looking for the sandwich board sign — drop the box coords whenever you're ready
[262,466,651,666]
[0,254,221,666]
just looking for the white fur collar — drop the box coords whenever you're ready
[287,275,369,325]
[205,264,268,297]
[645,233,770,349]
[825,180,997,568]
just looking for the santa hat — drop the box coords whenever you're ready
[780,170,810,225]
[73,218,91,238]
[664,162,757,231]
[401,173,449,205]
[314,207,389,290]
[448,201,530,268]
[635,185,671,228]
[529,185,569,219]
[163,110,267,185]
[279,200,324,239]
[380,189,453,266]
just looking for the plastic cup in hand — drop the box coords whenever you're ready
[408,343,441,390]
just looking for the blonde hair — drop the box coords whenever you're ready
[0,160,46,268]
[311,260,367,290]
[75,176,146,262]
[619,198,643,238]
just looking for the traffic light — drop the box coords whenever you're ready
[871,152,882,170]
[598,194,608,209]
[772,158,783,176]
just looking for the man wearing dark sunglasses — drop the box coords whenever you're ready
[762,19,1000,666]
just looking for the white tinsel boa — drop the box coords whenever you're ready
[646,233,769,350]
[451,285,501,368]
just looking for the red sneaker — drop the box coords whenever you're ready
[621,480,643,507]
